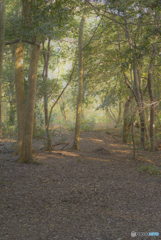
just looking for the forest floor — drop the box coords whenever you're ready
[0,123,161,240]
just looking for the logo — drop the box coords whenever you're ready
[131,231,159,237]
[131,231,136,237]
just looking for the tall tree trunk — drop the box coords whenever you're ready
[156,107,161,128]
[73,9,86,151]
[14,43,25,154]
[109,107,117,123]
[123,96,133,143]
[116,100,122,125]
[148,45,157,151]
[18,44,40,163]
[137,68,149,144]
[42,39,52,152]
[60,97,67,122]
[133,68,145,148]
[123,19,148,149]
[0,0,5,136]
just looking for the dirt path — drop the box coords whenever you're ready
[0,127,161,240]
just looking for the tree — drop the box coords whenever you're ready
[147,45,157,151]
[73,8,86,151]
[42,39,53,152]
[18,44,40,163]
[85,0,161,151]
[123,95,133,143]
[0,0,5,136]
[14,43,25,154]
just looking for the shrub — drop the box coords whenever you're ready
[2,122,17,137]
[65,117,96,132]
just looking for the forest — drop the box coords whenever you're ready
[0,0,161,239]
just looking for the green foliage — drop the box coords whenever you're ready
[2,0,161,151]
[81,117,96,132]
[2,122,17,137]
[54,128,68,143]
[65,121,75,131]
[5,0,75,42]
[77,159,82,162]
[66,116,95,132]
[137,164,161,176]
[36,77,60,101]
[33,126,46,139]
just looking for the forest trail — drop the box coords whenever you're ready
[0,125,161,240]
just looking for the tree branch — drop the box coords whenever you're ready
[5,39,40,46]
[83,20,101,50]
[47,55,78,129]
[86,0,155,27]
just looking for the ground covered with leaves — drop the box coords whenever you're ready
[0,124,161,240]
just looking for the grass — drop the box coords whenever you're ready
[77,159,82,162]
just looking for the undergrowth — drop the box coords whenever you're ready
[66,117,95,132]
[137,164,161,176]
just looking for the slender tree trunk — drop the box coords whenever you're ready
[137,68,150,144]
[133,68,145,148]
[132,65,150,149]
[9,100,15,125]
[14,43,25,154]
[42,39,52,152]
[109,107,117,123]
[18,44,40,163]
[123,19,148,148]
[0,0,5,136]
[107,110,115,122]
[116,100,122,125]
[156,107,161,127]
[147,45,157,151]
[60,97,67,122]
[123,96,132,143]
[73,9,86,151]
[131,101,136,159]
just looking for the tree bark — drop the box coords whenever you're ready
[60,97,68,122]
[123,19,148,148]
[123,96,132,143]
[18,44,40,163]
[133,67,147,147]
[73,9,86,151]
[14,43,25,154]
[0,0,5,136]
[42,39,52,152]
[147,45,157,151]
[33,112,37,135]
[137,68,149,145]
[116,101,122,125]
